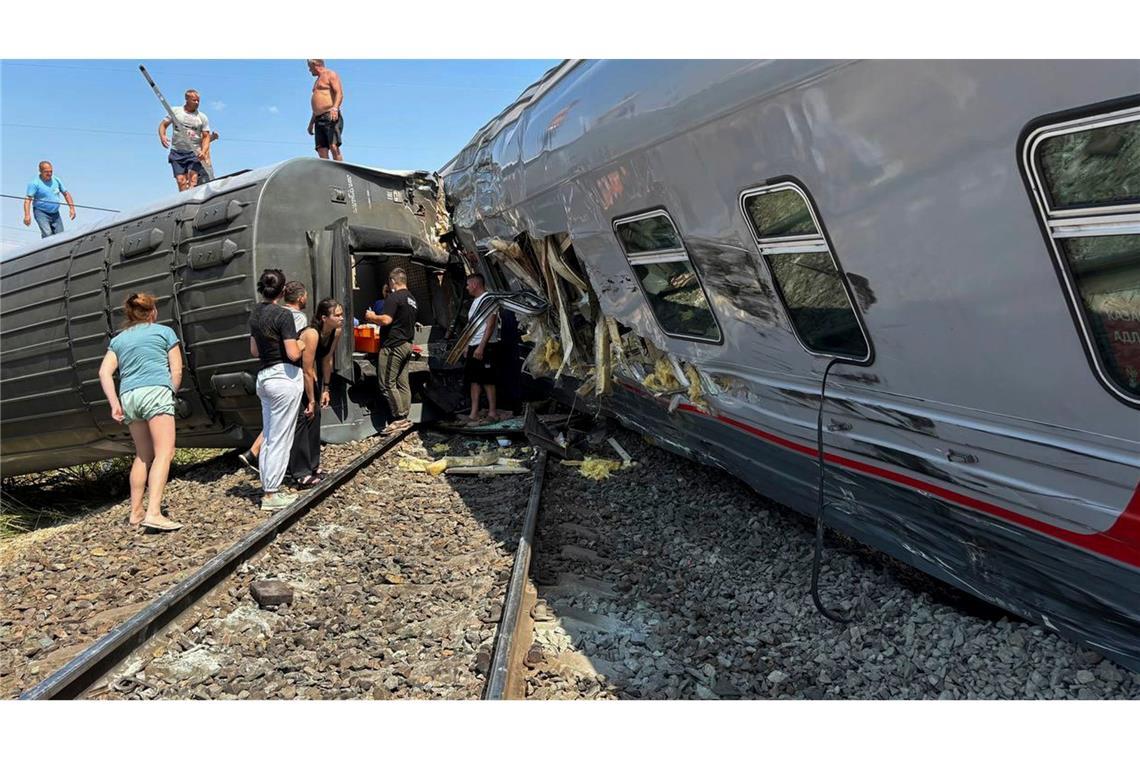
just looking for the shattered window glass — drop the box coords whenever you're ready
[744,188,818,238]
[616,215,684,253]
[631,260,721,341]
[766,252,868,357]
[1058,234,1140,393]
[1038,120,1140,209]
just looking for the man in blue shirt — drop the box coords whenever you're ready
[23,161,76,238]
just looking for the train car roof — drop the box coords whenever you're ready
[438,59,583,175]
[2,158,430,265]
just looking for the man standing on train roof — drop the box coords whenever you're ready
[23,161,76,238]
[158,89,211,191]
[306,59,344,161]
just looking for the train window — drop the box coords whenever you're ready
[1025,105,1140,403]
[744,188,818,239]
[613,210,722,342]
[1036,119,1140,210]
[616,214,684,253]
[740,183,870,360]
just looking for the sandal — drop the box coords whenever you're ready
[295,473,325,489]
[141,518,182,532]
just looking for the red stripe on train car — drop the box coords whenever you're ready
[616,381,1140,568]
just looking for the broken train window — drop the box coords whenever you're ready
[740,182,870,359]
[1025,104,1140,403]
[612,210,722,342]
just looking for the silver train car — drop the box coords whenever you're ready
[440,61,1140,668]
[1,158,464,476]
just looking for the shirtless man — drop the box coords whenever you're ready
[306,59,344,161]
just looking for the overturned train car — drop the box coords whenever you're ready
[1,158,465,476]
[441,61,1140,669]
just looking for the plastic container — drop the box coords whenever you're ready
[353,324,380,353]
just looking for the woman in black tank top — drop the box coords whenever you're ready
[289,298,345,485]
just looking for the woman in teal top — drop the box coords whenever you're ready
[98,293,185,532]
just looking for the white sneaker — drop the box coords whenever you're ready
[261,492,297,511]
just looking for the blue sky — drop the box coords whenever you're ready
[0,59,557,252]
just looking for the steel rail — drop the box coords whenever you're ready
[484,449,548,700]
[19,429,411,700]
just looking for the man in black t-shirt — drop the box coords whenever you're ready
[364,267,418,432]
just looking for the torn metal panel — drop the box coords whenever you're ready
[445,290,549,365]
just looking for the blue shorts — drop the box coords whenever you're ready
[168,150,203,177]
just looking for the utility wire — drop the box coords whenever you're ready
[1,122,414,151]
[1,194,119,212]
[2,61,527,93]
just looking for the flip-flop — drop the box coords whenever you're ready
[141,519,182,532]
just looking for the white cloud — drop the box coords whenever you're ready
[267,105,279,114]
[211,100,226,111]
[1,236,30,254]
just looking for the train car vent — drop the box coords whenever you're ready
[122,228,165,258]
[193,199,247,231]
[189,238,241,270]
[210,371,255,397]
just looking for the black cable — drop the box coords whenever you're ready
[1,193,119,213]
[811,356,853,624]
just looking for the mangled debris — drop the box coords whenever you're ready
[399,449,529,477]
[471,233,716,417]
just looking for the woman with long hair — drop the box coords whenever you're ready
[98,293,184,531]
[288,298,345,486]
[248,269,304,510]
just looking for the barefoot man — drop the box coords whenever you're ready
[306,59,344,161]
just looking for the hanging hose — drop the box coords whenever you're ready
[811,356,853,624]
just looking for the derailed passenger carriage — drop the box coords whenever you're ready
[441,61,1140,669]
[1,158,467,476]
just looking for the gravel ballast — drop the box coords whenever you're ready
[3,423,1137,700]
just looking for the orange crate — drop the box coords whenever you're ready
[353,325,380,353]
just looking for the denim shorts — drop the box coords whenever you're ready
[121,386,175,424]
[168,149,203,177]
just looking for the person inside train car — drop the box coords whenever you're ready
[461,273,504,424]
[158,89,211,191]
[371,283,390,318]
[288,298,345,488]
[363,267,417,434]
[22,161,76,238]
[306,59,344,161]
[97,293,184,532]
[248,269,305,511]
[239,281,311,473]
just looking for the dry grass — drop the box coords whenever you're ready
[0,448,228,539]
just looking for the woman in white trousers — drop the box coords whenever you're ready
[248,269,305,510]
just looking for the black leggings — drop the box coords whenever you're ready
[288,379,322,480]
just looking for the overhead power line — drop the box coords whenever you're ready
[1,194,119,212]
[1,61,526,93]
[1,122,415,152]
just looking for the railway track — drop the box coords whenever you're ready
[19,430,412,699]
[5,420,1137,700]
[13,425,552,700]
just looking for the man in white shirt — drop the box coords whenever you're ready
[158,89,211,191]
[462,273,502,422]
